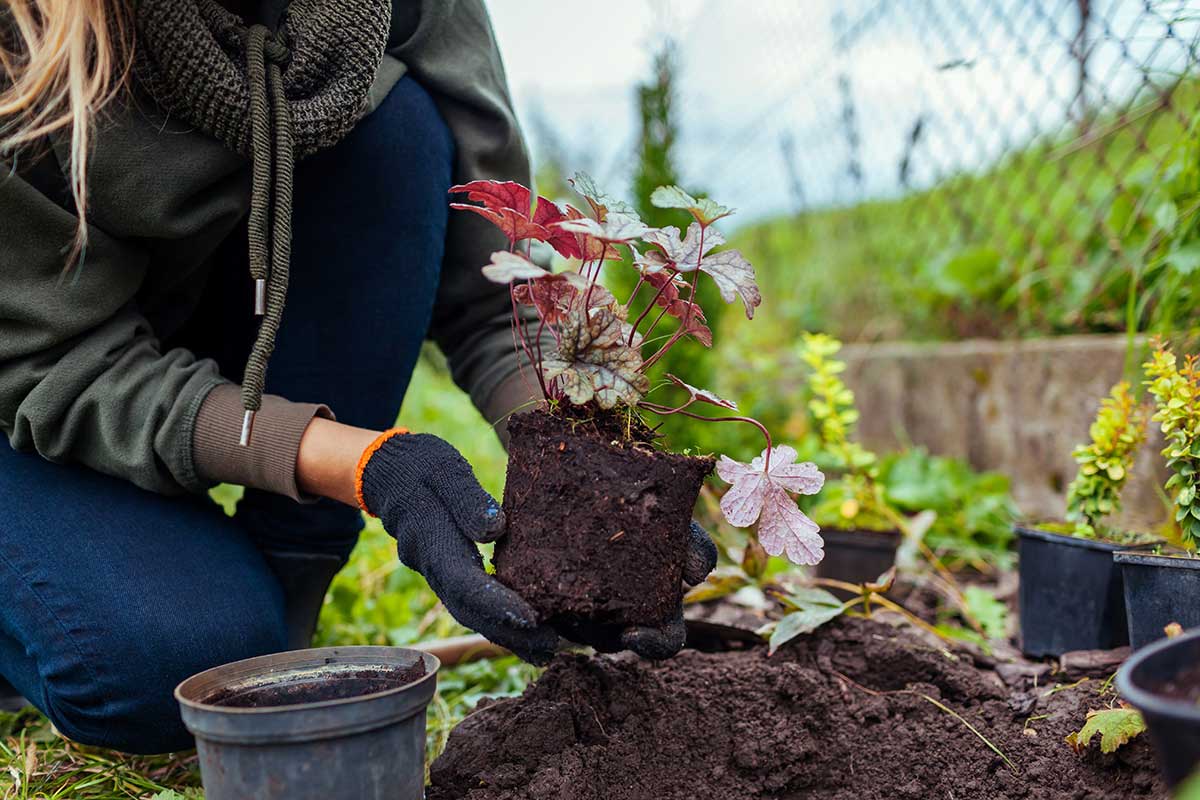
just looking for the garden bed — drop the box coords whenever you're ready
[429,617,1163,799]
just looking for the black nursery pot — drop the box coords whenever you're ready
[1116,627,1200,787]
[1016,525,1133,657]
[815,528,901,594]
[1115,550,1200,650]
[176,646,438,800]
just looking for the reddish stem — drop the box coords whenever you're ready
[626,275,645,307]
[628,268,678,346]
[639,400,773,472]
[510,287,546,398]
[640,268,700,371]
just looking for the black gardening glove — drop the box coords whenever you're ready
[358,432,560,665]
[551,521,718,660]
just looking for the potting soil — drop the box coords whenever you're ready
[429,617,1164,799]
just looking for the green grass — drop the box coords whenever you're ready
[0,356,523,799]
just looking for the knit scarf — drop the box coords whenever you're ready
[135,0,391,445]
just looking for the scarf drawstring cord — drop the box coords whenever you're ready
[238,24,295,446]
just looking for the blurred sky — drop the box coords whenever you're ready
[487,1,1200,227]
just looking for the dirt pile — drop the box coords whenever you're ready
[429,618,1164,800]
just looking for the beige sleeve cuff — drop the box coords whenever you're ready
[192,383,334,502]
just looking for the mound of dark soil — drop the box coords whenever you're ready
[495,409,714,627]
[429,618,1164,800]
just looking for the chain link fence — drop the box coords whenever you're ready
[670,0,1200,340]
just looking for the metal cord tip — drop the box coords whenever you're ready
[253,279,266,316]
[239,409,256,447]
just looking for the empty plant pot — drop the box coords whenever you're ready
[815,528,901,595]
[1016,525,1133,657]
[1115,550,1200,650]
[1116,627,1200,787]
[175,646,438,800]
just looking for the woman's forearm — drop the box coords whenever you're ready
[296,417,381,507]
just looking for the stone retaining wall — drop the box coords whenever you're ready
[837,335,1167,530]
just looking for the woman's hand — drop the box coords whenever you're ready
[298,421,560,664]
[295,419,717,663]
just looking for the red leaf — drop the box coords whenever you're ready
[683,315,714,347]
[533,197,584,260]
[450,204,551,244]
[449,180,532,215]
[563,205,622,261]
[512,274,578,324]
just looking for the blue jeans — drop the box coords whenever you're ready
[0,77,453,754]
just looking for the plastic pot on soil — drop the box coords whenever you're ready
[175,646,438,800]
[815,528,900,594]
[495,410,714,628]
[1115,550,1200,650]
[1016,525,1134,657]
[1117,627,1200,787]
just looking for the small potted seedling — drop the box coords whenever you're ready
[1117,626,1200,787]
[449,176,825,634]
[1115,342,1200,649]
[797,333,903,588]
[1015,380,1154,657]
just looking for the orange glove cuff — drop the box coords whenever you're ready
[354,427,409,516]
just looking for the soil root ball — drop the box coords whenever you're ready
[495,410,714,628]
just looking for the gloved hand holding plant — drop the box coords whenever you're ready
[359,174,828,665]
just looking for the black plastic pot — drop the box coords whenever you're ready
[1016,525,1133,657]
[176,646,439,800]
[816,528,901,595]
[1115,550,1200,650]
[1116,627,1200,787]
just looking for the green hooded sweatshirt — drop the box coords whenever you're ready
[0,0,531,501]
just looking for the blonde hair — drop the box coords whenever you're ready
[1,0,132,261]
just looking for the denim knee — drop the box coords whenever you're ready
[39,602,288,754]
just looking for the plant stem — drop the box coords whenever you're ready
[628,271,678,346]
[641,268,701,370]
[639,401,773,469]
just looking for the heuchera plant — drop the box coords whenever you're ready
[449,174,826,565]
[1144,342,1200,551]
[1064,381,1149,540]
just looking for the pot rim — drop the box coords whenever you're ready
[175,646,440,716]
[1014,523,1146,553]
[820,527,902,540]
[1116,628,1200,722]
[1114,550,1200,569]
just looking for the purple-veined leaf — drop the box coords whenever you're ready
[511,272,617,324]
[698,249,762,319]
[533,196,584,260]
[542,306,650,409]
[556,215,649,244]
[481,251,547,283]
[717,446,826,566]
[716,462,768,526]
[563,204,624,262]
[758,486,823,566]
[649,185,735,226]
[643,223,725,271]
[569,171,639,221]
[665,374,737,410]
